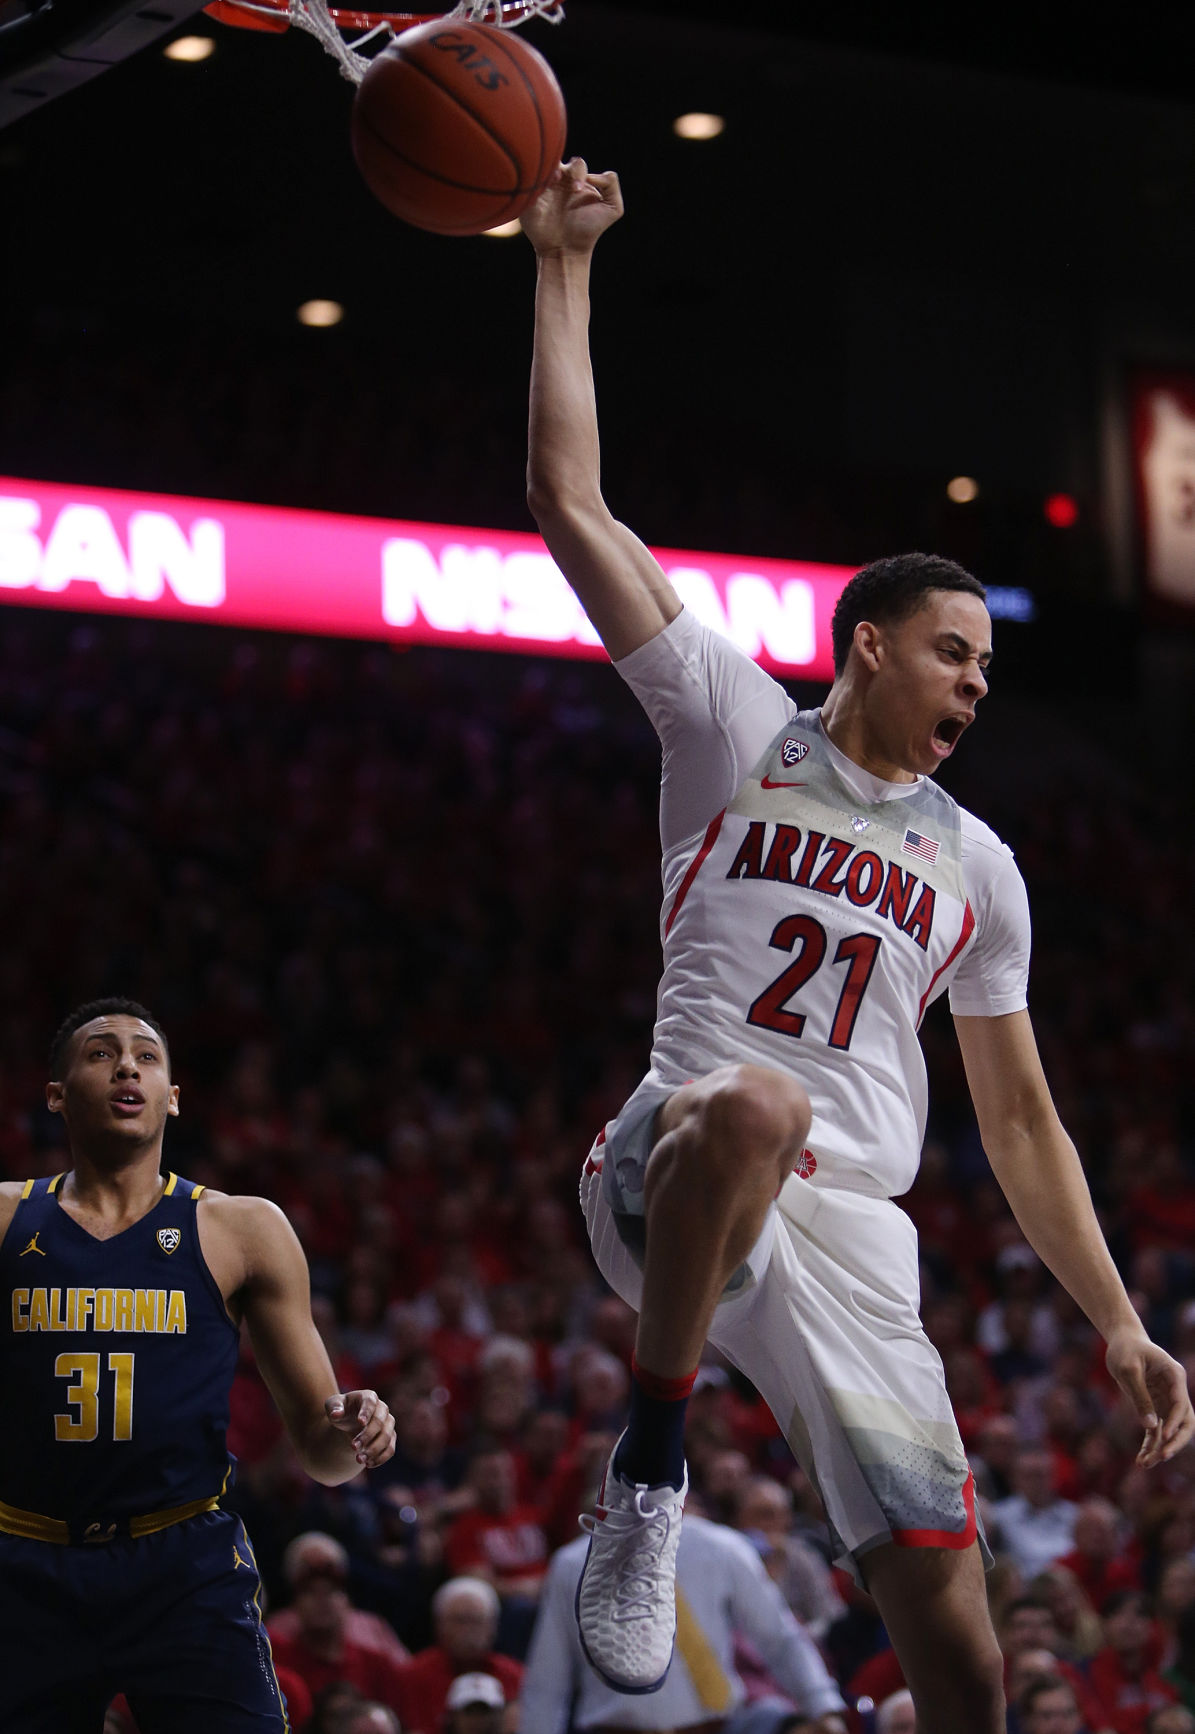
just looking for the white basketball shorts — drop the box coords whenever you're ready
[582,1083,987,1583]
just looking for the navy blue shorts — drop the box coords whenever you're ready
[0,1509,291,1732]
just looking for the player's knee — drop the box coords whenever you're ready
[944,1631,1005,1708]
[697,1067,811,1187]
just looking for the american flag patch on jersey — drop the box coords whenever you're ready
[903,828,940,864]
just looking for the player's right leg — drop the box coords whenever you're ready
[577,1064,810,1693]
[0,1536,110,1733]
[635,1066,812,1403]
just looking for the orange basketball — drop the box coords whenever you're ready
[351,20,567,236]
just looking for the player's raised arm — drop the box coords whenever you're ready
[523,159,682,661]
[219,1195,395,1484]
[955,1009,1194,1467]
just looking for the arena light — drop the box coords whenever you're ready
[673,113,725,141]
[946,475,979,504]
[163,35,215,61]
[483,220,522,238]
[296,299,344,328]
[1044,492,1079,528]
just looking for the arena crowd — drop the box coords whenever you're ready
[0,607,1192,1734]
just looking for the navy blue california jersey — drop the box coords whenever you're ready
[0,1172,239,1540]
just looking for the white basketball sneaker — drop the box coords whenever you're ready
[575,1437,687,1694]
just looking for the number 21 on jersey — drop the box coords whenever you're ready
[747,915,881,1051]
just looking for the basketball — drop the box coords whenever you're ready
[350,20,567,236]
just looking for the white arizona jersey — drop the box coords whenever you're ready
[616,608,1031,1199]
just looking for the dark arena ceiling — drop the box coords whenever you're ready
[3,0,1195,628]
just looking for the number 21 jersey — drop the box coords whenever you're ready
[617,608,1031,1199]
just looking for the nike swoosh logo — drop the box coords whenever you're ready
[760,777,808,790]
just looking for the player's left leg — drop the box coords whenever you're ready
[0,1535,111,1734]
[120,1512,292,1733]
[862,1540,1005,1734]
[705,1178,999,1729]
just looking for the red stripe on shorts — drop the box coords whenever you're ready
[664,809,725,938]
[890,1467,978,1551]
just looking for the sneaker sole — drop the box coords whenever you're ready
[574,1532,675,1695]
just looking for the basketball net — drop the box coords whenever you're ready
[203,0,564,84]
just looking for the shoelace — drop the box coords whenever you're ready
[579,1490,674,1622]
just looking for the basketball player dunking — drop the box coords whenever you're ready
[521,162,1194,1733]
[0,998,396,1733]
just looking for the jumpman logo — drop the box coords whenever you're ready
[232,1544,250,1571]
[19,1232,46,1257]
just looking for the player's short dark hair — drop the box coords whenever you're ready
[49,998,170,1077]
[830,552,987,675]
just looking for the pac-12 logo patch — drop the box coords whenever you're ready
[780,738,809,767]
[157,1227,181,1254]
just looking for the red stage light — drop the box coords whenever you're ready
[1044,492,1079,528]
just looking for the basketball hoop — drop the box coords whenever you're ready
[202,0,563,83]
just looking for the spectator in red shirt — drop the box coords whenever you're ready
[443,1441,549,1599]
[1060,1500,1142,1612]
[267,1571,407,1713]
[396,1578,523,1734]
[511,1406,570,1509]
[1087,1591,1178,1734]
[268,1531,410,1666]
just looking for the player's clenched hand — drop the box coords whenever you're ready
[521,158,622,257]
[325,1390,396,1469]
[1105,1328,1195,1467]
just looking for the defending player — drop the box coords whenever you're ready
[0,998,396,1733]
[521,163,1194,1734]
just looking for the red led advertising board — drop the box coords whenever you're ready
[0,477,850,678]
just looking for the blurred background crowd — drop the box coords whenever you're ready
[1,601,1192,1734]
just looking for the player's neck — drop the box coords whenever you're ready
[59,1148,168,1225]
[819,686,918,785]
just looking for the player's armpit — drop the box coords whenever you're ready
[229,1196,367,1484]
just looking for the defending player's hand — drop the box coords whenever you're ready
[1105,1328,1195,1467]
[325,1389,396,1470]
[521,158,623,257]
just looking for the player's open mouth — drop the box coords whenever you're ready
[932,715,970,754]
[110,1091,145,1114]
